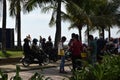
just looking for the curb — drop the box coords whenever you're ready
[0,58,72,73]
[0,57,22,65]
[4,65,57,73]
[4,63,72,73]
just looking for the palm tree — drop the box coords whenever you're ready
[24,0,63,48]
[54,0,61,48]
[90,0,120,40]
[65,0,92,42]
[108,0,120,39]
[9,0,24,49]
[2,0,7,53]
[64,0,118,44]
[41,0,92,43]
[0,0,2,19]
[64,0,103,43]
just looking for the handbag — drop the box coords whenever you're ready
[81,52,87,58]
[58,49,65,56]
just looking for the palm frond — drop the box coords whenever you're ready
[61,11,72,23]
[0,0,2,19]
[9,0,17,17]
[49,10,56,27]
[68,22,78,30]
[9,0,25,17]
[41,2,57,14]
[116,29,120,34]
[23,0,39,13]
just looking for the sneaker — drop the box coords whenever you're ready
[39,63,42,66]
[59,71,67,74]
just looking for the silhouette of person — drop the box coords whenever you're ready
[41,38,46,51]
[23,38,31,58]
[31,38,43,65]
[39,36,43,48]
[26,34,32,45]
[45,36,54,60]
[97,33,107,62]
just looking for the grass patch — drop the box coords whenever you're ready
[0,51,23,58]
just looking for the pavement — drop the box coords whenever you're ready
[0,57,72,80]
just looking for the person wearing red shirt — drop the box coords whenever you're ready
[70,34,83,70]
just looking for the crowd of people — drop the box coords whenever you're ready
[22,33,120,74]
[58,33,120,73]
[23,35,57,64]
[23,36,43,65]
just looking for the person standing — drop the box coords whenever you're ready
[58,36,67,73]
[39,36,43,48]
[68,33,76,48]
[70,34,83,70]
[97,33,106,62]
[45,36,54,60]
[41,38,46,51]
[88,35,97,66]
[26,34,32,45]
[23,38,31,58]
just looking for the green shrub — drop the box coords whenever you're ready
[1,54,120,80]
[0,70,8,80]
[70,54,120,80]
[10,65,22,80]
[29,72,52,80]
[0,51,23,58]
[0,65,53,80]
[102,54,120,80]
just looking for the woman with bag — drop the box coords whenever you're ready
[58,36,67,73]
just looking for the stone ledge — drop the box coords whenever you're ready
[0,57,22,65]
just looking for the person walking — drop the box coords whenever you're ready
[58,36,67,73]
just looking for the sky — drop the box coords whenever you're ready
[0,7,79,44]
[0,2,120,45]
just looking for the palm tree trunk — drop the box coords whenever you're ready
[0,1,2,18]
[102,27,105,40]
[16,0,21,49]
[78,27,82,42]
[87,25,89,45]
[2,0,6,53]
[108,27,111,40]
[54,0,61,48]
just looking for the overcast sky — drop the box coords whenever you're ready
[0,7,79,43]
[0,2,120,45]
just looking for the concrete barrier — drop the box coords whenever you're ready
[0,57,22,65]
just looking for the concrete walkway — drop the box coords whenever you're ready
[7,65,72,80]
[0,59,72,80]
